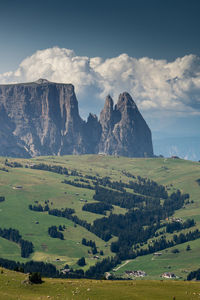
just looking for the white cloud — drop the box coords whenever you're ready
[0,47,200,116]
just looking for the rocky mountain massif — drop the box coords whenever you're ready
[0,79,153,158]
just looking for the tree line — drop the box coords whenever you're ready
[93,186,146,209]
[187,268,200,280]
[0,227,199,280]
[0,167,9,172]
[82,202,113,215]
[29,203,49,212]
[82,238,98,254]
[30,163,69,175]
[22,169,194,278]
[166,218,195,234]
[5,159,23,168]
[62,179,94,190]
[0,228,33,258]
[31,186,190,252]
[48,226,64,240]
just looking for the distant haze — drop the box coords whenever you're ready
[153,136,200,161]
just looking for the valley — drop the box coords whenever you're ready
[0,155,200,280]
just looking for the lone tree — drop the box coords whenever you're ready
[29,272,42,284]
[77,257,86,266]
[186,244,191,251]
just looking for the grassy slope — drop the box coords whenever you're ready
[0,157,115,269]
[0,268,200,300]
[114,239,200,279]
[0,155,200,277]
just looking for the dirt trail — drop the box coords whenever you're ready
[113,260,130,271]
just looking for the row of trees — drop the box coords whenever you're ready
[23,168,194,277]
[29,204,49,212]
[1,228,199,280]
[48,207,75,217]
[166,218,195,233]
[82,238,98,254]
[0,258,58,277]
[128,177,168,199]
[85,256,121,279]
[62,179,94,190]
[47,206,111,241]
[29,163,88,178]
[92,174,168,198]
[0,257,84,279]
[92,176,125,192]
[0,228,33,258]
[146,229,200,255]
[63,172,169,200]
[30,163,69,175]
[187,268,200,280]
[110,229,200,261]
[5,159,23,168]
[121,170,136,178]
[0,167,9,172]
[93,186,146,209]
[48,226,64,240]
[82,202,113,215]
[33,186,190,252]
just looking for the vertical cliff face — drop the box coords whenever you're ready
[98,95,115,153]
[0,79,153,158]
[0,79,84,156]
[99,92,154,157]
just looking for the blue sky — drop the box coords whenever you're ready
[0,0,200,158]
[0,0,200,72]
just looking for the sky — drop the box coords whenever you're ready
[0,0,200,158]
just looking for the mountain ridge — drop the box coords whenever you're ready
[0,79,153,158]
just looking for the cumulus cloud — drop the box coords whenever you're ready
[0,46,200,116]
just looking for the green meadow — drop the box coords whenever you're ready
[0,268,200,300]
[114,238,200,279]
[0,155,200,278]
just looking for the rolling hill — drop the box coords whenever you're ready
[0,155,200,280]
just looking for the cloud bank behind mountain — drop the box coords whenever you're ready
[0,47,200,119]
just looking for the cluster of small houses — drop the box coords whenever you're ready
[124,270,177,279]
[119,251,178,279]
[122,252,179,279]
[125,270,147,278]
[60,268,178,279]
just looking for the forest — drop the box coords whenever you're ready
[28,172,193,266]
[1,161,198,279]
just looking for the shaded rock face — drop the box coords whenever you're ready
[99,93,154,157]
[0,79,153,158]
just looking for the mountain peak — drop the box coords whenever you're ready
[116,92,137,110]
[87,113,98,122]
[0,81,153,158]
[105,95,114,109]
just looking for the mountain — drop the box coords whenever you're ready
[0,79,153,158]
[99,93,153,157]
